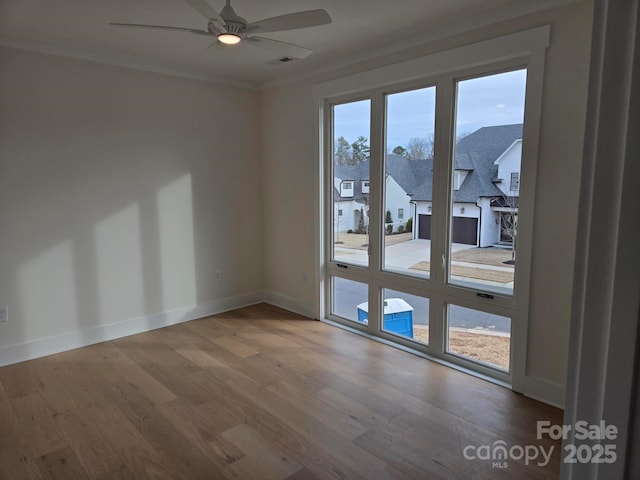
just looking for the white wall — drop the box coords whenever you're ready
[384,176,411,232]
[477,197,500,247]
[0,47,263,362]
[261,82,317,317]
[495,140,523,196]
[261,1,593,405]
[334,199,363,232]
[452,203,480,219]
[415,203,432,216]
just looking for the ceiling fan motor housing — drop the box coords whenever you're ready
[219,4,247,33]
[207,21,241,36]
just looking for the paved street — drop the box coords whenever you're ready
[331,235,513,333]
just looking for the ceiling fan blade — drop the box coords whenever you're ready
[183,0,221,21]
[110,22,211,36]
[245,9,331,35]
[247,36,313,59]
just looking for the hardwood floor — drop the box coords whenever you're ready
[0,303,563,479]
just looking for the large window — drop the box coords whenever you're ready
[319,27,547,388]
[447,69,526,296]
[331,100,371,268]
[383,86,435,278]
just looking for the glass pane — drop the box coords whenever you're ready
[331,276,368,324]
[449,69,526,295]
[383,87,435,278]
[447,304,511,371]
[332,100,371,268]
[381,289,429,344]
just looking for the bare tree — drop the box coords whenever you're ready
[499,192,518,264]
[407,137,427,160]
[407,136,434,160]
[334,136,351,165]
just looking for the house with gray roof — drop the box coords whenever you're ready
[334,123,523,247]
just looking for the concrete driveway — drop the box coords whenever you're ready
[334,234,515,290]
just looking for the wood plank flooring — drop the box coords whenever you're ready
[0,303,563,479]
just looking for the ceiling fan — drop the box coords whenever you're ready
[110,0,331,60]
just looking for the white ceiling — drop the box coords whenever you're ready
[0,0,577,89]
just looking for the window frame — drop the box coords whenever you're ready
[510,172,520,191]
[314,26,549,391]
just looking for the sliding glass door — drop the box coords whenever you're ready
[325,65,530,382]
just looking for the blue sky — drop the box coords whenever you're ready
[334,69,527,150]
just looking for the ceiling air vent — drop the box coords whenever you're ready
[266,56,296,66]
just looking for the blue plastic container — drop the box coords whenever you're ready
[356,298,414,338]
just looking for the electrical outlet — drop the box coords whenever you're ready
[0,306,7,323]
[215,271,222,282]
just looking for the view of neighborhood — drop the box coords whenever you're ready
[329,70,527,371]
[330,123,523,370]
[333,123,522,294]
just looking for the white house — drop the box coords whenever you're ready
[333,174,411,234]
[334,124,523,247]
[491,139,522,244]
[494,139,522,196]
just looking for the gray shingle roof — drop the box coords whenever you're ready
[334,123,522,203]
[333,162,369,202]
[453,123,522,202]
[388,155,433,200]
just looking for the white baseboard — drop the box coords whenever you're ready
[264,290,317,319]
[1,289,565,409]
[0,290,264,367]
[519,376,566,409]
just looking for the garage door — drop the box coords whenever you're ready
[418,214,431,240]
[452,217,478,245]
[418,215,477,244]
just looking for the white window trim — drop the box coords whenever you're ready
[313,26,549,396]
[510,172,520,192]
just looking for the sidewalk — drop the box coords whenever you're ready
[334,234,515,288]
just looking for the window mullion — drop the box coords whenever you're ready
[369,92,385,276]
[429,78,455,354]
[366,91,386,333]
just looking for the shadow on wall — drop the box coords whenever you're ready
[0,47,264,360]
[8,159,197,350]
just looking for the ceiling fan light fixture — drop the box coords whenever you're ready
[218,33,241,45]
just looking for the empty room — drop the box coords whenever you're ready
[1,0,638,478]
